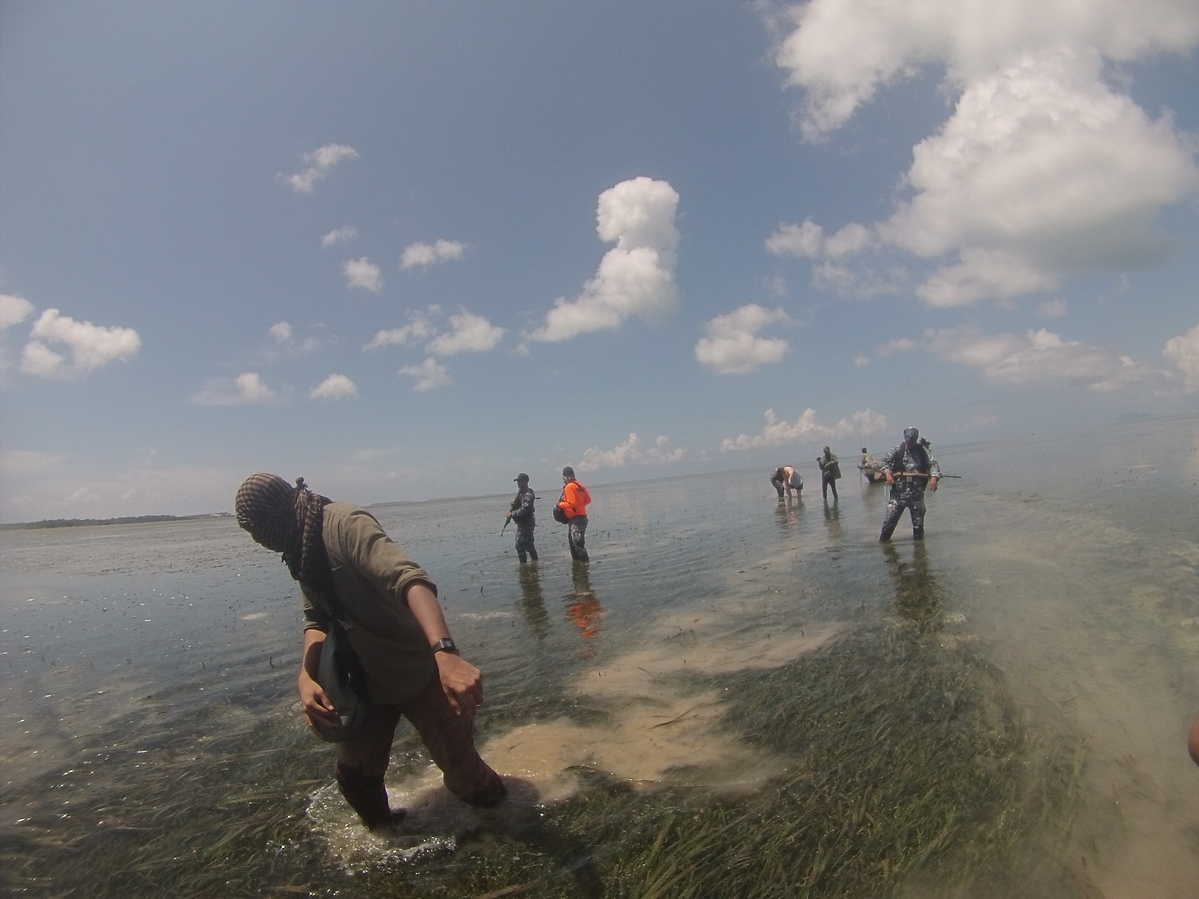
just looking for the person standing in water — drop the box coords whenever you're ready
[817,446,842,501]
[557,466,592,563]
[878,428,941,542]
[770,466,803,499]
[234,473,506,829]
[506,472,538,563]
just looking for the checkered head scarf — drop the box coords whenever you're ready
[234,473,332,586]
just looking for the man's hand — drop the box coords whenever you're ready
[929,477,939,492]
[298,669,341,734]
[434,651,484,719]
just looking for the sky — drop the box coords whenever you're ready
[1,0,1197,522]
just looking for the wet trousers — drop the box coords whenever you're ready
[333,669,506,827]
[822,474,839,500]
[567,515,589,562]
[514,526,537,562]
[879,490,927,541]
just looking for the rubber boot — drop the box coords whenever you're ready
[335,763,405,829]
[460,769,508,808]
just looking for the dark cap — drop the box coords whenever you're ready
[903,427,919,441]
[562,466,575,479]
[514,472,529,482]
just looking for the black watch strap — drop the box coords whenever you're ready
[431,637,458,655]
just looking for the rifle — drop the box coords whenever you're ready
[890,472,961,479]
[500,517,510,535]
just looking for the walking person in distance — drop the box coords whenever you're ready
[506,473,538,563]
[817,446,842,502]
[557,466,592,563]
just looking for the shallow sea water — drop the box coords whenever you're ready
[1,413,1196,897]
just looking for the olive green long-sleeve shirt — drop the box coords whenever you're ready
[300,503,438,704]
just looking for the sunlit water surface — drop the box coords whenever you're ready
[2,413,1196,897]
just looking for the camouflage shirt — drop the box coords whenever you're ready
[881,443,941,499]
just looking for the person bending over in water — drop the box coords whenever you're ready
[770,466,803,499]
[235,473,506,829]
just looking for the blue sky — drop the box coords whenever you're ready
[1,0,1197,522]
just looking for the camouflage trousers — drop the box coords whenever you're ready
[515,526,537,562]
[567,515,589,563]
[879,489,927,541]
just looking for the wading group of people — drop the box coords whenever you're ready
[234,428,940,828]
[234,464,592,829]
[771,426,941,543]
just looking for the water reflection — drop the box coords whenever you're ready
[565,562,602,658]
[516,563,549,641]
[882,541,941,632]
[773,495,803,532]
[821,500,842,540]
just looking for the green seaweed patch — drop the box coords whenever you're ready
[1,632,1087,899]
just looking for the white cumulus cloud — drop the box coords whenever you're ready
[766,2,1199,306]
[766,219,824,258]
[401,239,466,269]
[578,433,686,471]
[399,357,452,392]
[721,408,889,451]
[0,293,34,329]
[19,309,140,379]
[267,321,318,355]
[309,373,358,400]
[530,177,680,342]
[365,308,440,350]
[343,257,383,293]
[364,305,502,357]
[321,226,358,247]
[771,0,1199,141]
[0,293,37,385]
[695,304,792,375]
[885,326,1167,391]
[190,372,283,406]
[1163,322,1199,391]
[426,310,505,356]
[284,143,358,194]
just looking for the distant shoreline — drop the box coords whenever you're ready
[0,512,235,531]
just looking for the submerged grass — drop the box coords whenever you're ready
[453,626,1087,899]
[2,621,1085,898]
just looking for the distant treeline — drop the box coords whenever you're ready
[0,512,234,531]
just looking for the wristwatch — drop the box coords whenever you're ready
[431,637,458,655]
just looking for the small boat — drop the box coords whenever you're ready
[858,463,886,484]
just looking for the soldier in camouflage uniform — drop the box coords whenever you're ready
[506,473,538,563]
[878,427,941,542]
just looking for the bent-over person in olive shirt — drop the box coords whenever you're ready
[235,473,506,829]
